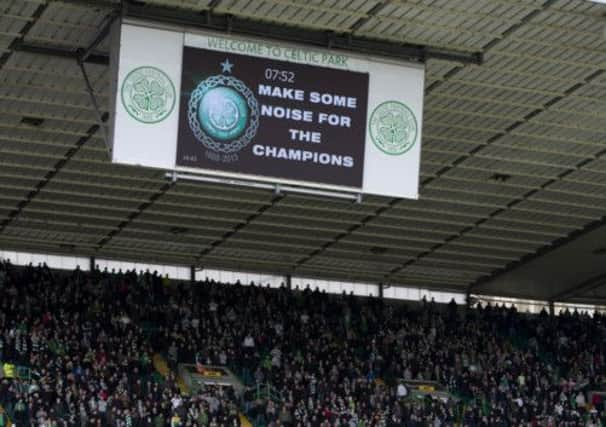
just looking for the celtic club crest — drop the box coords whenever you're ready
[121,66,176,124]
[188,59,259,154]
[369,101,418,155]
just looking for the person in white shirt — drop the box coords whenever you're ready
[98,397,108,414]
[243,334,255,348]
[271,346,282,368]
[396,383,408,398]
[575,391,586,408]
[171,394,183,410]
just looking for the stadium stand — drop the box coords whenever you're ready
[1,259,605,426]
[2,1,606,426]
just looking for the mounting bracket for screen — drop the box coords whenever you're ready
[166,171,362,203]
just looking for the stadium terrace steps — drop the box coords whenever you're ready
[152,353,190,395]
[151,354,253,426]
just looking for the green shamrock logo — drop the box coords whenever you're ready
[132,78,165,113]
[379,112,408,146]
[210,99,239,130]
[369,101,418,155]
[120,66,176,124]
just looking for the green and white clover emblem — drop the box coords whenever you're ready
[187,59,259,154]
[369,101,418,155]
[121,66,176,124]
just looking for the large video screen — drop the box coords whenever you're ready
[176,46,369,187]
[110,20,425,198]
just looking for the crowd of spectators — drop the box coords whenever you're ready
[0,261,239,427]
[0,259,605,426]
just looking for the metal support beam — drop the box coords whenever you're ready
[13,42,109,65]
[549,273,606,302]
[190,265,196,283]
[549,301,555,316]
[124,3,482,65]
[11,2,117,65]
[96,180,175,248]
[90,256,96,272]
[424,0,557,94]
[0,10,116,237]
[170,172,361,201]
[293,198,399,270]
[44,0,482,65]
[54,0,118,8]
[197,193,285,262]
[207,0,223,11]
[470,188,606,294]
[0,2,48,69]
[9,1,484,78]
[348,1,390,33]
[286,274,292,289]
[0,118,105,235]
[379,283,384,299]
[279,0,557,279]
[78,10,120,63]
[78,61,110,148]
[390,69,606,287]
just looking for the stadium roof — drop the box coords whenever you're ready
[0,0,605,302]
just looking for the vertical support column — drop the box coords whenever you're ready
[190,265,196,284]
[549,301,555,316]
[78,60,110,145]
[90,256,95,272]
[378,283,384,299]
[286,274,292,289]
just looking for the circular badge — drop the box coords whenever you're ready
[198,86,249,141]
[121,66,176,124]
[369,101,418,155]
[188,74,259,154]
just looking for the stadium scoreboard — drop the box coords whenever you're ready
[109,20,425,199]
